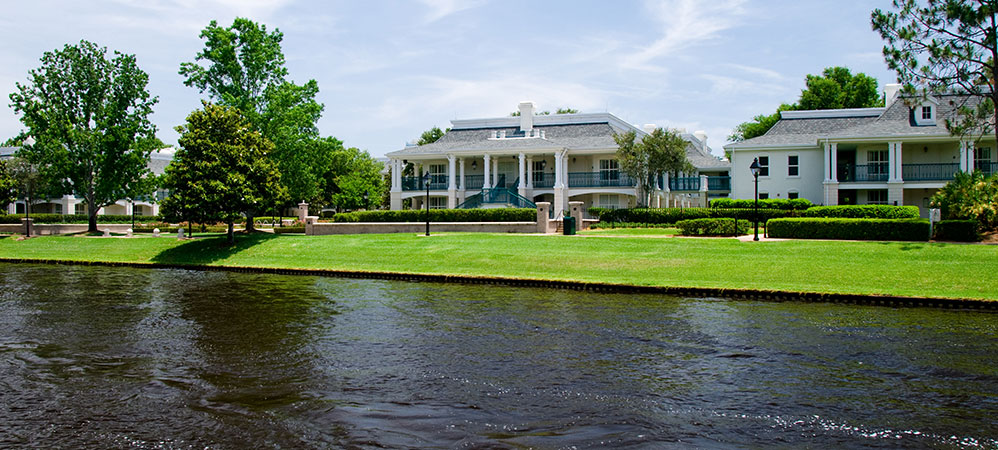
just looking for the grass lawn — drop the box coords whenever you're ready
[579,227,680,236]
[1,232,996,300]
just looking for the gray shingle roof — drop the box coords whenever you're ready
[828,94,973,138]
[729,116,879,148]
[386,123,622,156]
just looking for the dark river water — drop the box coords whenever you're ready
[0,263,996,449]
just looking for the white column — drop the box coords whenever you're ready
[526,156,534,188]
[390,159,400,191]
[483,155,492,189]
[889,141,904,182]
[447,155,456,190]
[562,152,570,187]
[830,143,839,182]
[959,141,969,172]
[823,143,831,182]
[518,153,526,188]
[554,150,564,188]
[491,156,498,187]
[459,158,465,191]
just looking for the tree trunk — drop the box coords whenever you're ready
[88,208,98,233]
[245,212,256,232]
[227,221,234,244]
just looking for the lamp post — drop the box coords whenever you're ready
[749,157,761,241]
[22,136,36,237]
[363,190,369,210]
[423,171,431,236]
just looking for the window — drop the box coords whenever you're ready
[788,155,799,177]
[757,156,769,177]
[75,203,87,215]
[759,193,769,200]
[868,150,888,176]
[867,190,888,205]
[598,194,619,209]
[975,147,993,174]
[921,106,932,120]
[429,164,446,186]
[788,191,799,199]
[599,159,620,182]
[532,160,546,185]
[428,197,447,209]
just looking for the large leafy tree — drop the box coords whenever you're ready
[325,146,386,211]
[614,128,694,206]
[180,18,325,219]
[160,103,286,243]
[0,159,15,211]
[9,40,159,232]
[872,0,998,143]
[729,67,884,142]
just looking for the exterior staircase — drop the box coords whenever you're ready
[457,187,536,209]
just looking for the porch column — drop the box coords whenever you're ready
[518,153,527,198]
[526,156,534,188]
[830,143,838,182]
[823,143,831,182]
[491,156,499,188]
[553,150,566,215]
[888,141,903,182]
[823,142,839,205]
[447,155,457,209]
[459,158,466,191]
[483,155,492,189]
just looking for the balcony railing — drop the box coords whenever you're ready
[532,172,555,188]
[567,171,637,188]
[669,177,701,191]
[903,163,960,181]
[977,161,998,176]
[839,164,889,182]
[707,176,731,191]
[402,176,448,191]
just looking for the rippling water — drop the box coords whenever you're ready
[0,263,996,448]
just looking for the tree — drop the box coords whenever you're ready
[555,107,579,114]
[614,128,694,206]
[510,107,578,116]
[416,126,448,145]
[0,159,19,212]
[872,1,998,143]
[325,147,386,211]
[931,170,998,229]
[728,67,884,142]
[181,18,325,222]
[160,103,286,243]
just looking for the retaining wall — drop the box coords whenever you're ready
[307,221,538,235]
[0,223,135,235]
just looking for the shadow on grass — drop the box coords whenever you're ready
[151,232,280,266]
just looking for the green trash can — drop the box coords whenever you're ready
[563,216,576,235]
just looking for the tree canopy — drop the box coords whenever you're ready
[729,67,884,142]
[614,128,694,206]
[9,40,159,232]
[160,103,286,243]
[872,0,998,143]
[417,126,448,145]
[0,159,18,211]
[511,107,579,116]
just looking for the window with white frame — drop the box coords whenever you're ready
[868,150,888,176]
[787,155,799,177]
[429,164,446,186]
[921,106,932,120]
[757,156,769,176]
[428,197,447,209]
[975,147,992,174]
[599,159,620,181]
[598,194,619,209]
[867,190,888,205]
[75,203,87,215]
[532,160,546,185]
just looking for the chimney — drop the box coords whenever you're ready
[642,124,657,134]
[694,130,707,146]
[518,101,535,132]
[884,83,901,105]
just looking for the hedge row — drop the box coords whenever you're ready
[767,218,930,241]
[595,207,795,224]
[709,198,813,210]
[802,205,920,219]
[933,219,980,242]
[1,214,159,224]
[676,218,750,236]
[274,226,306,234]
[588,222,675,230]
[329,208,536,223]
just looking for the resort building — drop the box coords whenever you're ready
[385,102,730,213]
[2,146,174,217]
[724,85,996,217]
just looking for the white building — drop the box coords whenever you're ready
[385,102,730,212]
[724,85,996,217]
[2,146,174,217]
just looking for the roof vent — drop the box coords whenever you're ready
[694,130,707,145]
[518,101,535,132]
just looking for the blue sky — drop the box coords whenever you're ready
[0,0,897,157]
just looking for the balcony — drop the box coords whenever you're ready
[707,176,731,191]
[567,171,637,188]
[903,163,960,181]
[978,161,998,176]
[402,176,448,191]
[532,172,555,188]
[839,164,888,182]
[669,176,701,192]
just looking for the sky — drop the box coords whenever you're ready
[0,0,899,158]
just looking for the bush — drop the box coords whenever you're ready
[931,171,998,229]
[767,218,930,241]
[588,222,675,229]
[274,226,306,234]
[587,207,613,219]
[676,218,750,236]
[933,219,980,242]
[599,207,795,224]
[330,208,535,223]
[802,205,920,219]
[709,198,812,210]
[0,214,159,224]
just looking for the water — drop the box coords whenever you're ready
[0,262,996,449]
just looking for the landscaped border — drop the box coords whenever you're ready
[2,257,994,310]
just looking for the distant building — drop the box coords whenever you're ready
[385,101,730,212]
[724,85,996,217]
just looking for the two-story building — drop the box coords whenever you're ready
[724,85,996,217]
[385,102,730,213]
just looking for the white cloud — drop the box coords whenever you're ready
[417,0,487,23]
[622,0,747,71]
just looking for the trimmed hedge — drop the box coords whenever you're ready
[599,207,795,224]
[676,218,750,236]
[273,226,306,234]
[933,220,980,242]
[767,218,930,241]
[709,198,813,210]
[1,214,159,224]
[588,222,675,230]
[802,205,920,219]
[330,208,536,223]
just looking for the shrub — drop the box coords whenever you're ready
[0,214,159,224]
[767,218,930,241]
[709,198,812,210]
[329,208,536,223]
[802,205,920,219]
[588,222,675,229]
[274,226,306,234]
[930,171,998,229]
[676,218,750,236]
[587,207,613,219]
[599,207,795,224]
[933,219,980,242]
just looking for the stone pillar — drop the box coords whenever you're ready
[483,155,492,189]
[447,155,457,209]
[569,201,584,231]
[298,202,309,222]
[536,202,552,233]
[518,153,527,198]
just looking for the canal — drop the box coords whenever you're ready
[0,263,995,448]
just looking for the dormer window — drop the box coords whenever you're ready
[914,97,939,126]
[921,106,932,120]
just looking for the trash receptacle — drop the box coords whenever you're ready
[563,216,576,235]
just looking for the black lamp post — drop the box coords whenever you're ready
[422,171,431,236]
[22,136,35,237]
[750,157,761,241]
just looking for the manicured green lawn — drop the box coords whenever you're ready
[579,227,680,236]
[1,232,996,300]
